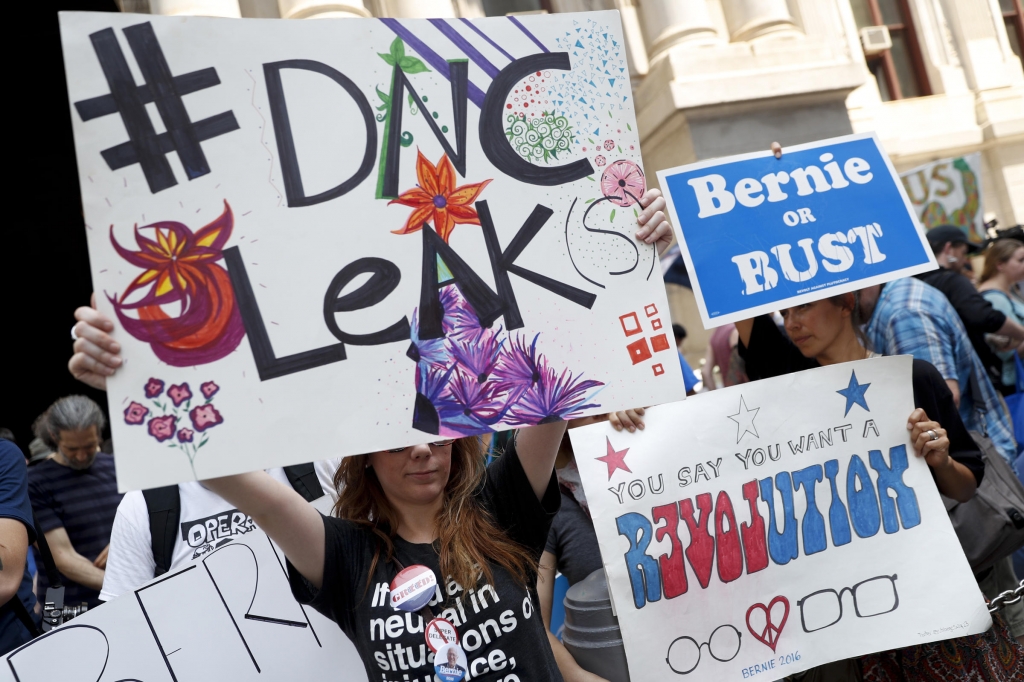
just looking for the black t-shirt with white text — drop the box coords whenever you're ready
[289,443,563,682]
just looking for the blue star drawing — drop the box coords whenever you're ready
[837,371,871,416]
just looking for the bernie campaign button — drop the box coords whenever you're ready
[434,642,469,682]
[425,617,458,653]
[390,564,437,612]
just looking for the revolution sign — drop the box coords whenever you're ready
[59,11,685,490]
[658,134,936,328]
[571,356,989,681]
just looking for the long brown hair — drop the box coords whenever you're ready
[980,239,1024,284]
[332,438,537,595]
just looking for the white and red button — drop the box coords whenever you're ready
[389,564,437,612]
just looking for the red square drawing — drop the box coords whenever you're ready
[651,334,670,353]
[644,304,658,317]
[651,318,663,331]
[619,312,642,337]
[652,363,664,376]
[626,338,652,365]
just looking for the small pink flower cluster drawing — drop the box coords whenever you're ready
[125,378,223,477]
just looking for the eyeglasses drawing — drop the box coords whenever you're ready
[666,623,742,675]
[796,574,899,633]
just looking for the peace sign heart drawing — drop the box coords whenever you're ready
[571,356,989,681]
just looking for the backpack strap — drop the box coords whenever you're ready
[284,463,325,502]
[142,485,181,577]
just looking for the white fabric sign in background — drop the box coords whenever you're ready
[60,10,684,491]
[899,152,987,244]
[1,498,367,682]
[571,356,989,681]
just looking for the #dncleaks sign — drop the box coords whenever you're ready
[659,134,937,329]
[571,356,989,682]
[59,11,685,491]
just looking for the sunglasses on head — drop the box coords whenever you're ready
[384,439,456,453]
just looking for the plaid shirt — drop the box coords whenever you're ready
[865,277,1017,462]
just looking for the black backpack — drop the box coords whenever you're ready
[141,463,325,577]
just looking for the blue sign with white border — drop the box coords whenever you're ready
[658,133,937,328]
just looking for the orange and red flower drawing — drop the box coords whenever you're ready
[389,151,492,243]
[108,201,245,366]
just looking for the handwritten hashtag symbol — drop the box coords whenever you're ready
[74,21,239,193]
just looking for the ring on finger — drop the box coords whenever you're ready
[926,429,939,441]
[71,323,79,341]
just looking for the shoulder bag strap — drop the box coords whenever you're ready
[283,463,325,502]
[32,515,62,589]
[142,485,181,577]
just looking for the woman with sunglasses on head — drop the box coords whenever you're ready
[735,295,1024,681]
[735,293,981,503]
[68,191,676,682]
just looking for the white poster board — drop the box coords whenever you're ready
[59,10,684,491]
[899,152,986,244]
[571,357,990,681]
[0,498,366,682]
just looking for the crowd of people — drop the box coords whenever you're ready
[3,201,1024,682]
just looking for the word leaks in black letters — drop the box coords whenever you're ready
[224,207,596,381]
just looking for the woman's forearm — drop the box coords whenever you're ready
[933,458,977,503]
[517,421,568,500]
[203,470,326,587]
[547,630,609,682]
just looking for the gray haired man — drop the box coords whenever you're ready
[28,396,122,609]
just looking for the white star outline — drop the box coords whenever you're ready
[728,396,759,443]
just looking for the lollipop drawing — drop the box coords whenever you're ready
[601,160,646,207]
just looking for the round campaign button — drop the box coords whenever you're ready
[434,642,469,682]
[425,617,458,653]
[389,564,437,612]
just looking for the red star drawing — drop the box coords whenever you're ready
[596,436,631,480]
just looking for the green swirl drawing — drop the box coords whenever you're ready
[504,112,574,163]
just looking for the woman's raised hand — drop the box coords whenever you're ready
[609,407,646,433]
[69,293,122,391]
[635,188,674,255]
[907,408,951,469]
[907,408,978,502]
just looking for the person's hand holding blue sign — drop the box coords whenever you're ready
[657,133,937,328]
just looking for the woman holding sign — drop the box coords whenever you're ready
[733,296,1024,678]
[68,191,676,682]
[735,295,982,502]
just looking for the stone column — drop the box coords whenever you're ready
[719,0,800,41]
[277,0,370,18]
[639,0,720,63]
[148,0,242,15]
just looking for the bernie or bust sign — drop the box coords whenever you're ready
[658,133,937,328]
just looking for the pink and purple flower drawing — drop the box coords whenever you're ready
[148,415,177,442]
[123,378,225,478]
[144,378,164,399]
[409,286,603,437]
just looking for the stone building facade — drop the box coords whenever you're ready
[114,0,1024,368]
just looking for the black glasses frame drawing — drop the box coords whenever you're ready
[797,574,899,633]
[665,623,742,675]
